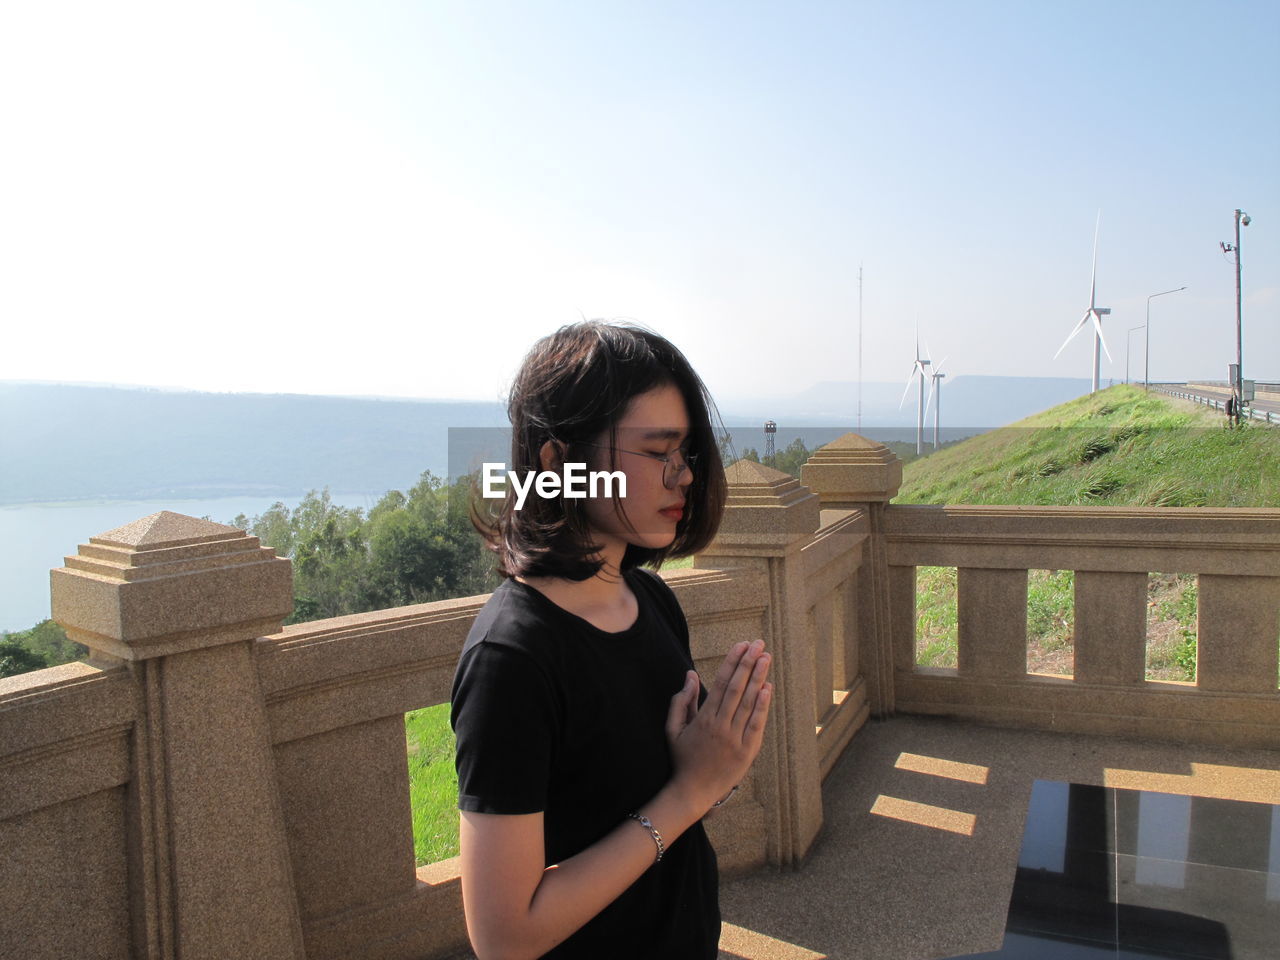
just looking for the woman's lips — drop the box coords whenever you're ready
[659,504,685,521]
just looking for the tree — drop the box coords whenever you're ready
[233,473,499,624]
[0,639,50,678]
[291,511,371,621]
[233,500,294,554]
[0,620,87,678]
[12,619,85,665]
[773,437,812,477]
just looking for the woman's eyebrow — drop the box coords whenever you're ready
[638,428,688,441]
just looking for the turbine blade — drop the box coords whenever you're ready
[1089,210,1101,310]
[935,355,950,376]
[1092,312,1113,362]
[1053,313,1093,359]
[924,375,936,420]
[899,368,917,409]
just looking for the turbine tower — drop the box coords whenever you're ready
[899,330,932,455]
[1054,211,1112,393]
[925,356,948,450]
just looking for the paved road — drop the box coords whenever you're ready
[1154,383,1280,423]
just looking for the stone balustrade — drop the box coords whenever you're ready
[884,504,1280,747]
[2,434,1278,960]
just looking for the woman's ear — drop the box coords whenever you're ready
[538,439,566,473]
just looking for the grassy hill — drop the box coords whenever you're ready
[893,384,1278,684]
[896,384,1279,508]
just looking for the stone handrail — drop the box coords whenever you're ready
[5,433,1279,960]
[1,510,793,960]
[883,504,1280,748]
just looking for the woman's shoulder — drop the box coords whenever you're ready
[453,581,563,706]
[463,578,560,659]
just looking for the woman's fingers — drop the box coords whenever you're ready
[745,681,773,748]
[731,650,771,733]
[665,671,698,744]
[684,676,700,726]
[706,640,750,712]
[718,639,765,721]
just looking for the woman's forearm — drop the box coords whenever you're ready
[465,779,710,960]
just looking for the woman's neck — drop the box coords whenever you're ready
[515,541,638,632]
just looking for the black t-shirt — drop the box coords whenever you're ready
[450,567,720,959]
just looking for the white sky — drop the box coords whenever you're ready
[2,1,1277,406]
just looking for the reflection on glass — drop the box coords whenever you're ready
[1269,806,1280,903]
[1136,791,1190,888]
[1018,780,1068,873]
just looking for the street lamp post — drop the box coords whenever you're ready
[1126,325,1145,385]
[1220,209,1250,413]
[1144,285,1188,391]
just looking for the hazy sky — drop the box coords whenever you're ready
[3,1,1276,408]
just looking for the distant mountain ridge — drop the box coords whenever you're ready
[719,375,1097,427]
[2,376,1097,504]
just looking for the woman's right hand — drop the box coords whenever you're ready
[664,639,773,811]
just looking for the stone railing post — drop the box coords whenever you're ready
[50,511,303,960]
[800,434,904,716]
[696,460,822,866]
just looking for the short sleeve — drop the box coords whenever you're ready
[451,641,558,815]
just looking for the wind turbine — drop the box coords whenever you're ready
[924,356,949,450]
[1054,211,1112,393]
[899,329,931,455]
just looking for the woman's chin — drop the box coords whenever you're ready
[633,530,677,551]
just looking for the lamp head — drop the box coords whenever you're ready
[1242,213,1251,226]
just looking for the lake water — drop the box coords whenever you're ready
[0,492,379,633]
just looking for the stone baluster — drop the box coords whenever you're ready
[1196,574,1280,694]
[1073,571,1148,685]
[51,511,302,960]
[956,568,1028,678]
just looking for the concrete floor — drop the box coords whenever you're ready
[717,715,1280,960]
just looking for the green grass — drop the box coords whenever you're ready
[897,385,1280,508]
[902,385,1278,680]
[405,703,460,865]
[915,566,958,668]
[1025,570,1074,675]
[1147,572,1198,682]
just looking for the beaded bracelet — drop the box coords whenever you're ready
[627,812,664,863]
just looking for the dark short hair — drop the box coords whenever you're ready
[473,320,727,580]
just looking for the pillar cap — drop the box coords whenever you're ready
[800,433,903,504]
[51,512,293,659]
[701,459,819,554]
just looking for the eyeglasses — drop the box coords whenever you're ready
[578,441,698,489]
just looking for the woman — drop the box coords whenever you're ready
[451,320,773,959]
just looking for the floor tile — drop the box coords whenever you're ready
[1113,789,1280,873]
[1115,855,1280,960]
